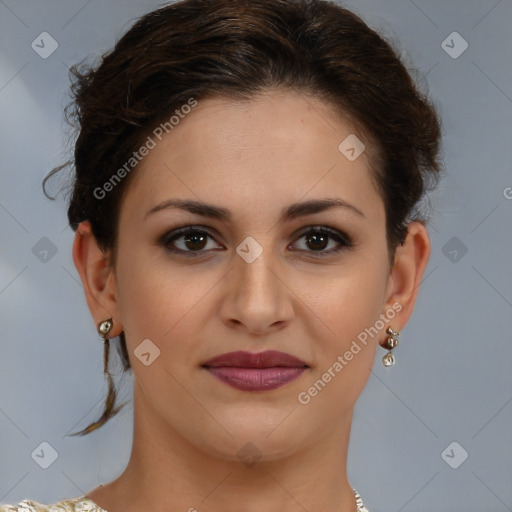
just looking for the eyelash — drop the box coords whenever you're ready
[159,225,354,258]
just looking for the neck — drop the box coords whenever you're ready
[91,381,359,512]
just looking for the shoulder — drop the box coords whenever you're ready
[0,496,105,512]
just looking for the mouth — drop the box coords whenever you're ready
[201,350,309,392]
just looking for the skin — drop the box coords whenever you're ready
[73,89,430,512]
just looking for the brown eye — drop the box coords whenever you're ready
[292,226,353,255]
[162,227,222,255]
[160,225,352,258]
[181,231,208,251]
[304,232,330,251]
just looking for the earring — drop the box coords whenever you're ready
[97,318,114,380]
[382,327,400,367]
[98,318,113,340]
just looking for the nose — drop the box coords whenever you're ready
[218,246,295,336]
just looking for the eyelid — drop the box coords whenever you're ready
[293,224,353,245]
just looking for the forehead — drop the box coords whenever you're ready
[119,90,384,226]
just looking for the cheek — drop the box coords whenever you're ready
[115,260,208,339]
[298,255,389,403]
[113,243,227,370]
[304,254,389,340]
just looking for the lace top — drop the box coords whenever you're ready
[0,496,106,512]
[0,489,369,511]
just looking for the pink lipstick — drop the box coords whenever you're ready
[202,350,308,391]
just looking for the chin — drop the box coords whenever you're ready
[195,420,312,464]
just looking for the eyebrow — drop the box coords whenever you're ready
[144,197,365,221]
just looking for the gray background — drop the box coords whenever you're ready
[0,1,511,511]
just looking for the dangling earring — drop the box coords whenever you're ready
[382,327,400,367]
[98,318,113,377]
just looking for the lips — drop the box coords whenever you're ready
[202,350,309,392]
[202,350,308,369]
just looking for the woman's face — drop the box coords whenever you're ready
[106,89,403,460]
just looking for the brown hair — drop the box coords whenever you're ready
[45,0,443,436]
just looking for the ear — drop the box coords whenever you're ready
[381,221,431,345]
[72,221,123,337]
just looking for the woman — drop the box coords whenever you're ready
[1,0,442,510]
